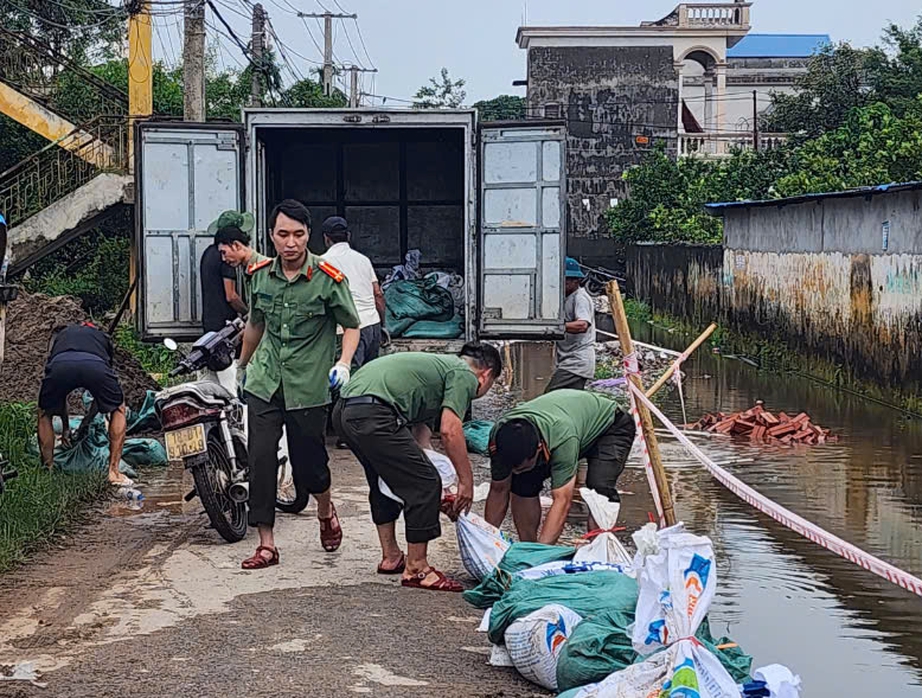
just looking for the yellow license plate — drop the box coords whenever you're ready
[164,424,207,461]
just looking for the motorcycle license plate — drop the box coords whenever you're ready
[165,424,207,461]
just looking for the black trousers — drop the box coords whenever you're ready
[544,368,588,394]
[247,391,330,528]
[333,400,441,544]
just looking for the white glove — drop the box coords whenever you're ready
[328,362,351,390]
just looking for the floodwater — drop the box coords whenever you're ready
[503,334,922,697]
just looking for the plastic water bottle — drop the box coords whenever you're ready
[116,486,144,507]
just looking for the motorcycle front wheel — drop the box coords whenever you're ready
[275,457,309,514]
[193,434,247,542]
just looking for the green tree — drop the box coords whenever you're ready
[865,18,922,117]
[763,42,871,138]
[473,95,526,121]
[0,0,123,60]
[280,79,348,108]
[414,68,466,109]
[775,100,922,197]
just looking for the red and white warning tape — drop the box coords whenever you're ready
[627,381,922,599]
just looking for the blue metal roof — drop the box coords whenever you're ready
[728,34,831,58]
[705,181,922,214]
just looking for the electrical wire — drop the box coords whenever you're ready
[2,0,128,29]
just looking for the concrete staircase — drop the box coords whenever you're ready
[0,28,132,271]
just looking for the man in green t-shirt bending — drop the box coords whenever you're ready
[334,343,503,592]
[485,390,635,545]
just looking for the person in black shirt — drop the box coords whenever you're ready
[201,210,255,332]
[37,323,129,485]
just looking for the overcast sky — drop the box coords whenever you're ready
[160,0,922,103]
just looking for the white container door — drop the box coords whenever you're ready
[136,122,245,340]
[479,122,566,338]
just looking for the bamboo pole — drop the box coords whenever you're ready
[644,323,718,399]
[606,281,676,527]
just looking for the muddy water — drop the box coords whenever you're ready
[503,337,922,697]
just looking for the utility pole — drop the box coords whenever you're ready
[752,89,759,151]
[298,11,356,96]
[251,3,266,107]
[184,0,206,121]
[347,65,378,108]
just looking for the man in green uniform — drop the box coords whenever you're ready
[333,343,503,592]
[238,199,361,570]
[485,390,635,545]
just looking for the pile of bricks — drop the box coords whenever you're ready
[687,402,837,445]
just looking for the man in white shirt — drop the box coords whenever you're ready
[321,216,385,369]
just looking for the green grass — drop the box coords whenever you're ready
[0,403,108,573]
[113,324,178,382]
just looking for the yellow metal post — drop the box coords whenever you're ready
[128,0,152,315]
[128,0,153,170]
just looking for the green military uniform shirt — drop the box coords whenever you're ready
[245,254,360,410]
[490,390,619,489]
[242,250,269,309]
[341,353,479,424]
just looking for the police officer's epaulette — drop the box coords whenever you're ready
[318,260,345,283]
[246,258,272,276]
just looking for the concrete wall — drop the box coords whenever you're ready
[527,46,679,241]
[628,188,922,393]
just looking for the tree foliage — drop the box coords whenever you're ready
[473,95,526,121]
[611,16,922,245]
[0,0,122,59]
[414,68,466,109]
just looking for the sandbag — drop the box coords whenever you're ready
[487,571,638,645]
[400,314,463,339]
[555,612,752,693]
[462,420,493,455]
[462,542,575,609]
[126,390,160,435]
[573,488,631,566]
[566,524,741,698]
[121,438,168,467]
[456,512,512,582]
[504,604,583,691]
[384,278,454,337]
[378,449,457,504]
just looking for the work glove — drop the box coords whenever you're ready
[328,362,351,390]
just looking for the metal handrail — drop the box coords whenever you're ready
[0,115,129,228]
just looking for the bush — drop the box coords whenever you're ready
[113,324,177,379]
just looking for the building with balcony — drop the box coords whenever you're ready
[516,2,829,240]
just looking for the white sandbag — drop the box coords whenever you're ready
[489,643,515,667]
[753,665,802,698]
[504,604,583,691]
[573,488,632,566]
[456,512,512,581]
[572,524,740,698]
[379,449,457,504]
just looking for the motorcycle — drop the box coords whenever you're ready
[156,319,249,542]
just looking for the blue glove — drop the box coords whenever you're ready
[329,362,351,390]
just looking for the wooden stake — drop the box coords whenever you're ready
[606,281,676,527]
[644,322,718,399]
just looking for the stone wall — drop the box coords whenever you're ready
[527,46,679,242]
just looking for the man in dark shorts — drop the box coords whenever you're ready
[37,322,129,485]
[484,390,635,545]
[334,343,503,592]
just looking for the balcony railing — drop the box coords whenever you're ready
[678,3,751,29]
[679,131,787,158]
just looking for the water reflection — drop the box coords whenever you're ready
[631,324,922,696]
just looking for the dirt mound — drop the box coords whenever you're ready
[0,292,159,409]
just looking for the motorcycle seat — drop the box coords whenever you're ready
[156,381,235,406]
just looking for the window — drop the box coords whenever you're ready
[544,103,561,119]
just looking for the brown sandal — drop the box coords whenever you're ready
[377,552,406,575]
[241,546,279,570]
[319,504,342,552]
[401,568,463,593]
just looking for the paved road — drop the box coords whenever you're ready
[0,448,546,698]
